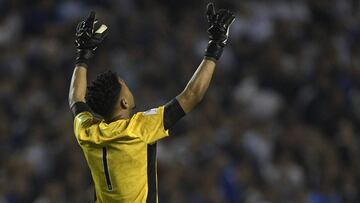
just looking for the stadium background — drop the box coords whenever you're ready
[1,0,360,202]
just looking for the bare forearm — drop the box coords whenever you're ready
[184,59,216,100]
[177,59,216,113]
[69,12,106,112]
[68,65,88,107]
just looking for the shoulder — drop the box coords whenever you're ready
[127,106,166,129]
[132,106,165,119]
[74,111,101,129]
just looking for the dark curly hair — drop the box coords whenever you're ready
[85,71,121,118]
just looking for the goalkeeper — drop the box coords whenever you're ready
[68,3,235,203]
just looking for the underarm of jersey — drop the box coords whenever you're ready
[71,101,92,117]
[164,99,186,130]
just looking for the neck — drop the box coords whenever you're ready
[105,110,130,123]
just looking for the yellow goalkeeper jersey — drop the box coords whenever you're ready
[73,106,169,203]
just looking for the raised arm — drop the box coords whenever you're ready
[176,59,216,113]
[163,3,235,130]
[176,3,235,113]
[69,65,88,107]
[68,11,107,115]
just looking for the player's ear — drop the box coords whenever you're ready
[120,98,129,109]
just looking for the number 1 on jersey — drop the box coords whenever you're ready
[102,147,113,191]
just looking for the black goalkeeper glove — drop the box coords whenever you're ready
[75,11,108,65]
[204,3,235,61]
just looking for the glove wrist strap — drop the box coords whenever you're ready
[76,49,93,66]
[204,41,224,61]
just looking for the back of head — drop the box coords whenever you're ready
[86,71,121,119]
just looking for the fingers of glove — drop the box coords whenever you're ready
[76,20,90,37]
[223,11,235,27]
[74,40,80,47]
[75,38,85,48]
[83,11,96,36]
[85,11,96,29]
[206,3,216,23]
[92,19,98,32]
[217,9,228,25]
[76,21,83,32]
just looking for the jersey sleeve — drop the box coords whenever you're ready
[74,111,94,138]
[71,101,92,117]
[163,99,186,130]
[128,106,169,144]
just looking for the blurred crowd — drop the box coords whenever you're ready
[1,0,360,202]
